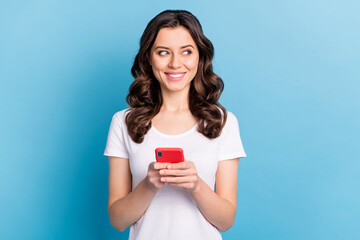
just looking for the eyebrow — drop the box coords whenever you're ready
[154,44,195,50]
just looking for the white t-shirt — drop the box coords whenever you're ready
[104,109,246,240]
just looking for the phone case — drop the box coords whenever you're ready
[155,147,184,163]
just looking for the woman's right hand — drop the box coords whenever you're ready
[146,162,170,191]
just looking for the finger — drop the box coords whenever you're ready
[159,169,195,176]
[167,182,194,189]
[153,162,170,169]
[167,161,192,170]
[160,176,197,183]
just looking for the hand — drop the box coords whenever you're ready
[146,162,170,191]
[159,161,199,192]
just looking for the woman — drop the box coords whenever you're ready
[104,10,246,240]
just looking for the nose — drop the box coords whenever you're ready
[168,53,181,69]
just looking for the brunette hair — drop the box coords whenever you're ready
[126,9,227,143]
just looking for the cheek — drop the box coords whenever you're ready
[185,57,199,71]
[151,59,166,81]
[151,56,167,71]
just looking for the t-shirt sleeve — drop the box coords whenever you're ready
[218,112,246,161]
[104,111,129,159]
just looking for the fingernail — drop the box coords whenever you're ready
[161,177,165,182]
[159,170,164,174]
[167,165,172,169]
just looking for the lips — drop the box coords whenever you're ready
[165,72,186,81]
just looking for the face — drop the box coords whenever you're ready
[149,26,199,94]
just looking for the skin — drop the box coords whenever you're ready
[108,26,240,233]
[149,26,199,97]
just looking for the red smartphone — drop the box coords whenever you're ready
[155,147,184,163]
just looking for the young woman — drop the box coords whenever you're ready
[104,10,246,240]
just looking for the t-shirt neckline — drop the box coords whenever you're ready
[151,122,198,138]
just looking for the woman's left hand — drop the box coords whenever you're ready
[159,161,199,192]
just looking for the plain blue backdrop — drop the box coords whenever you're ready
[1,0,359,239]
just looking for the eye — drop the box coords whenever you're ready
[183,50,192,55]
[158,51,169,56]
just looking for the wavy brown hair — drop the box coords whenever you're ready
[126,9,227,143]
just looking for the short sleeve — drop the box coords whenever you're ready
[104,111,129,158]
[218,112,246,161]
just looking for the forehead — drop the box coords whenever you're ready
[152,26,197,48]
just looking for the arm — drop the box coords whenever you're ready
[160,158,239,232]
[191,159,239,232]
[108,156,169,232]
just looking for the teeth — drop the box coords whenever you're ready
[168,73,184,77]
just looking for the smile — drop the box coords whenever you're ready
[165,72,186,81]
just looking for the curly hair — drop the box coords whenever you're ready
[126,9,227,143]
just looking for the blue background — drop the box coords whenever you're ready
[1,0,359,239]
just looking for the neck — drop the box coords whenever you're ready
[160,87,190,112]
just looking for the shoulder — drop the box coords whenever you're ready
[214,106,237,123]
[111,108,130,127]
[224,111,239,127]
[113,108,130,119]
[212,107,239,134]
[227,111,239,122]
[219,111,241,138]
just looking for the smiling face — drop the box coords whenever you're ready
[149,26,199,95]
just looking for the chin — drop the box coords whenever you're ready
[164,83,189,93]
